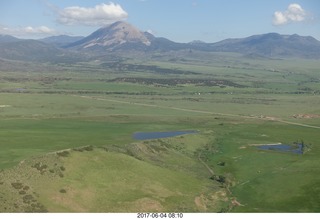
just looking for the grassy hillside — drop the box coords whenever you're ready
[0,135,228,212]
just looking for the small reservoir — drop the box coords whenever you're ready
[257,144,303,154]
[133,130,197,140]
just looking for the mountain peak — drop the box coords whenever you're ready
[67,21,152,50]
[102,21,151,45]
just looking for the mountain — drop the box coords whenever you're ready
[0,39,85,63]
[144,32,188,51]
[66,21,151,51]
[207,33,320,59]
[1,22,320,62]
[40,35,84,47]
[65,22,320,59]
[65,21,185,52]
[0,35,21,43]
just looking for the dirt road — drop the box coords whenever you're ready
[76,95,320,129]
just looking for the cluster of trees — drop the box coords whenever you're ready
[102,62,199,75]
[109,77,244,87]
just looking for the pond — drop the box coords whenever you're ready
[133,130,197,140]
[257,144,303,154]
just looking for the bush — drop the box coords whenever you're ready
[84,145,94,151]
[23,194,34,204]
[11,182,23,189]
[210,175,226,184]
[57,151,70,157]
[27,203,48,213]
[73,148,84,152]
[32,162,48,171]
[19,190,26,195]
[73,145,94,152]
[59,189,67,193]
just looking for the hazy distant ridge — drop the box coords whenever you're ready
[1,21,320,62]
[207,33,320,59]
[40,35,84,47]
[65,21,320,59]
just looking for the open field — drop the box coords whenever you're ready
[0,53,319,212]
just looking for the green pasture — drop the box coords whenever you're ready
[204,121,320,212]
[0,55,319,212]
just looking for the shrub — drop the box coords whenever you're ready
[84,145,94,151]
[59,189,67,193]
[11,182,23,189]
[57,151,70,157]
[32,163,48,171]
[23,194,34,204]
[19,190,26,195]
[210,175,226,184]
[26,203,48,213]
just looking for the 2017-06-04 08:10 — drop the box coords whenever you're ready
[137,213,183,218]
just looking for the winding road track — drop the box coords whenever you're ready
[76,95,320,130]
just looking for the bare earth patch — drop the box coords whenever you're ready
[194,191,229,212]
[292,114,320,119]
[51,187,94,212]
[132,198,163,212]
[52,194,86,212]
[194,194,207,211]
[231,197,244,207]
[240,142,282,149]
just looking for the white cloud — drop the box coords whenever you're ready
[0,25,56,37]
[24,26,55,34]
[273,3,307,25]
[57,2,128,26]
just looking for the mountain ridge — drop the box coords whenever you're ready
[64,21,320,59]
[0,39,87,63]
[0,34,22,43]
[39,35,84,47]
[1,21,320,61]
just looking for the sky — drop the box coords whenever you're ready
[0,0,319,42]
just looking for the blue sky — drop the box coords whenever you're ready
[0,0,319,42]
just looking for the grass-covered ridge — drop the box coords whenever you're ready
[0,134,229,212]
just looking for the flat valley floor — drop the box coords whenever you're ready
[0,53,319,212]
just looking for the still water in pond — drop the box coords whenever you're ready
[133,130,197,140]
[257,144,303,154]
